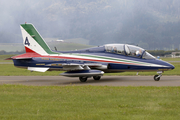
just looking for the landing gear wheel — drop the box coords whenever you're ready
[79,77,88,82]
[93,76,101,80]
[154,75,160,81]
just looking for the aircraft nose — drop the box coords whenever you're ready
[169,63,175,69]
[165,61,175,70]
[160,60,175,70]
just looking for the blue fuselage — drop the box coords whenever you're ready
[13,48,174,73]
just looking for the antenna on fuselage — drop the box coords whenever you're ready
[54,47,57,51]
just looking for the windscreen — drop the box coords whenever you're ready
[142,51,156,59]
[125,45,144,58]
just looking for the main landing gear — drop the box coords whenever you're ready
[154,71,162,81]
[79,77,88,82]
[79,76,101,82]
[93,76,101,80]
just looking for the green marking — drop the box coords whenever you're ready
[21,24,58,54]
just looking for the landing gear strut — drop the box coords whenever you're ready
[154,71,162,81]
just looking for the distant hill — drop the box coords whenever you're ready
[0,43,24,52]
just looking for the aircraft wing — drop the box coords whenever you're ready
[60,63,106,77]
[46,63,106,71]
[27,63,105,75]
[43,63,105,77]
[62,63,102,70]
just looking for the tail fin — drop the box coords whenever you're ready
[20,23,57,55]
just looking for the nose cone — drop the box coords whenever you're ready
[161,60,175,70]
[155,59,175,70]
[168,63,175,70]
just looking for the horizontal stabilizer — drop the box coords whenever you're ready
[60,70,104,77]
[15,57,32,60]
[11,52,41,60]
[28,67,49,72]
[5,58,13,60]
[5,57,32,60]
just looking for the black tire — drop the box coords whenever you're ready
[93,76,101,80]
[79,77,87,82]
[154,75,160,81]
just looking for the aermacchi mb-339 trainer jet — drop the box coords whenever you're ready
[8,23,174,82]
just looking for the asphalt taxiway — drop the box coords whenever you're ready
[0,76,179,86]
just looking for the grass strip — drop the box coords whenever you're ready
[0,85,180,120]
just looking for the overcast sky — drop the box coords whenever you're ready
[0,0,180,50]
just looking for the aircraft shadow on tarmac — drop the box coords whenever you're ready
[61,78,123,85]
[52,77,154,85]
[15,77,127,86]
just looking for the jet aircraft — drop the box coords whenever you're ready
[9,23,174,82]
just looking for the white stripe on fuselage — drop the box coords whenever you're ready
[46,53,169,68]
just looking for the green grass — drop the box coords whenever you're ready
[0,54,15,62]
[0,64,62,76]
[0,55,15,60]
[0,85,180,120]
[161,57,180,61]
[0,44,24,52]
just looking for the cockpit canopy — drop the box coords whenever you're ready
[105,44,155,59]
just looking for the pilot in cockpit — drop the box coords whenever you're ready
[114,47,117,53]
[111,46,117,53]
[135,49,142,57]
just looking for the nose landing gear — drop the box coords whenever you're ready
[154,71,163,81]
